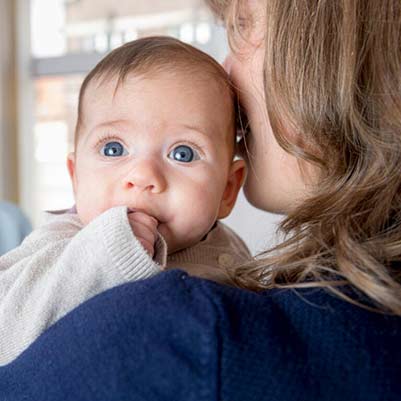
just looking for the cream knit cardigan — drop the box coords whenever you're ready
[0,206,250,365]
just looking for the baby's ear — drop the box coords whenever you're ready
[218,159,247,219]
[66,152,77,193]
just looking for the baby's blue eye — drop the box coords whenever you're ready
[101,141,127,157]
[168,145,200,163]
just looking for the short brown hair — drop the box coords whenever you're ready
[75,36,237,147]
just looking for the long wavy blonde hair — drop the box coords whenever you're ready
[206,0,401,315]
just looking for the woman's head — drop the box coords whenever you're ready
[207,0,401,314]
[210,0,319,214]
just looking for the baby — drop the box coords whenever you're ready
[0,36,250,365]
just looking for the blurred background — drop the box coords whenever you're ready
[0,0,282,255]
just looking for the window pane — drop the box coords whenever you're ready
[33,75,82,223]
[31,0,225,58]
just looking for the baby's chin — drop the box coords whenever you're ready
[76,211,93,226]
[157,223,205,255]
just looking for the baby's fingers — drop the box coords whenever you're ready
[129,220,158,245]
[128,211,158,231]
[136,236,155,257]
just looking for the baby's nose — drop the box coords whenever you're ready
[123,160,166,194]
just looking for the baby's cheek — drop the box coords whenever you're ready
[177,195,218,235]
[163,176,226,250]
[75,194,105,226]
[75,203,96,226]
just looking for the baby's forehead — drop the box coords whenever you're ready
[83,69,235,123]
[80,70,236,147]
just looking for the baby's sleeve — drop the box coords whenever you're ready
[0,206,164,365]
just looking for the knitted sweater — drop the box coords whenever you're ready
[0,206,249,365]
[1,270,400,400]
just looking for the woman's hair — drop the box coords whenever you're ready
[75,36,236,146]
[207,0,401,315]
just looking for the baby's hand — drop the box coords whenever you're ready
[127,211,158,258]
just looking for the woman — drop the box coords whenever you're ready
[2,1,400,400]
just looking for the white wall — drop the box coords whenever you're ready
[223,191,284,256]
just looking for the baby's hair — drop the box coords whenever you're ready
[75,36,237,150]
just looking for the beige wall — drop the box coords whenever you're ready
[0,0,18,202]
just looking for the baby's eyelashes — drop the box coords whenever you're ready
[96,139,203,163]
[167,145,201,163]
[100,141,128,157]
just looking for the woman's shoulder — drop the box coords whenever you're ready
[3,270,400,401]
[106,270,401,399]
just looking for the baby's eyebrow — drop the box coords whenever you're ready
[79,119,130,146]
[181,123,230,148]
[181,124,213,139]
[92,119,130,134]
[81,120,217,147]
[180,125,221,149]
[92,119,131,131]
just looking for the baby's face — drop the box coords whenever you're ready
[68,71,244,253]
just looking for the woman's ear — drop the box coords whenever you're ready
[218,159,247,219]
[66,152,77,194]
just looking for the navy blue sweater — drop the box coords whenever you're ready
[1,270,400,400]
